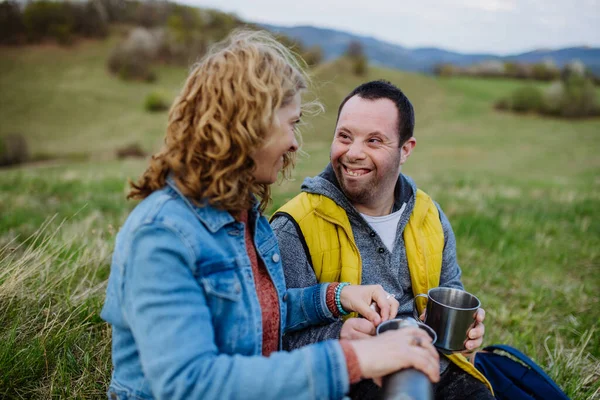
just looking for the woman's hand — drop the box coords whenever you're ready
[349,327,440,384]
[340,284,399,326]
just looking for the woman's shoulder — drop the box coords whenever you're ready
[120,187,209,245]
[127,187,186,224]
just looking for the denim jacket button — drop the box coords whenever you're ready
[272,253,280,263]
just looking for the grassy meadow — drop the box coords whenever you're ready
[1,38,599,399]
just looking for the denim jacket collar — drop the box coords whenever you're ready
[166,176,260,233]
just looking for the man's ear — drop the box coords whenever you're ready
[400,137,417,165]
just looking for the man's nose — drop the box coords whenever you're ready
[345,141,365,161]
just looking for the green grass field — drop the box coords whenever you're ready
[1,38,599,399]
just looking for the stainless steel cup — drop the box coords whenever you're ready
[412,287,480,352]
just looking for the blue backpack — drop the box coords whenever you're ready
[474,344,570,400]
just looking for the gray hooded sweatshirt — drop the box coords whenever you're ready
[271,164,464,373]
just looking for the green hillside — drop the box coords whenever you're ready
[0,39,599,398]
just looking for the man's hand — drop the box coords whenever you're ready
[418,307,486,355]
[340,284,399,326]
[463,308,485,354]
[340,318,377,340]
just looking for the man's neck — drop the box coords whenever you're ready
[353,193,395,217]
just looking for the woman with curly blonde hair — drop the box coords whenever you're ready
[101,30,439,400]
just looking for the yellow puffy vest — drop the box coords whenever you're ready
[272,190,492,393]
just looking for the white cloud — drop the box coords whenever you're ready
[536,15,567,28]
[453,0,517,12]
[179,0,600,54]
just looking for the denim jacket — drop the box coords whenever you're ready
[101,179,350,400]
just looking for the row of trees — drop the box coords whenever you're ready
[0,0,256,48]
[434,59,598,84]
[1,0,110,45]
[106,22,327,82]
[495,70,599,118]
[0,0,330,81]
[107,6,247,82]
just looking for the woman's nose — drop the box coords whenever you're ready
[288,132,299,153]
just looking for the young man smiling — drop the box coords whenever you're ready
[271,80,494,399]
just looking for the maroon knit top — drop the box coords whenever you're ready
[239,210,361,383]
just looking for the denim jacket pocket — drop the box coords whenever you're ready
[201,269,242,302]
[200,268,249,353]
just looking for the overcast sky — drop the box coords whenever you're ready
[177,0,599,55]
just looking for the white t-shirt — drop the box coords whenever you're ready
[360,203,406,253]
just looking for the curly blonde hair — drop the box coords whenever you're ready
[128,30,312,213]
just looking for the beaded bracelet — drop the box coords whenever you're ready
[335,282,351,316]
[326,283,341,317]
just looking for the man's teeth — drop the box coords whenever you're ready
[346,168,367,176]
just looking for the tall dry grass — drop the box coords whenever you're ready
[1,214,113,398]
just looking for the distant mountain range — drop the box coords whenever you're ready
[264,24,600,75]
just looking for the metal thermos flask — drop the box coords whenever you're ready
[377,318,435,400]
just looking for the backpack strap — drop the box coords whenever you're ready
[483,345,567,396]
